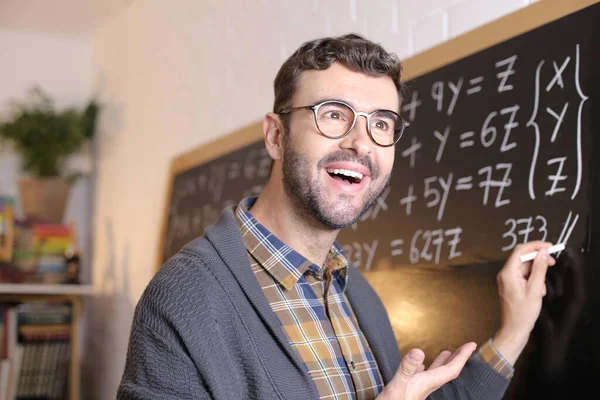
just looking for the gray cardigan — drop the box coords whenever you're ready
[117,208,509,399]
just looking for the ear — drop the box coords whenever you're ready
[263,112,285,162]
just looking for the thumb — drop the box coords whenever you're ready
[397,349,425,380]
[528,248,551,295]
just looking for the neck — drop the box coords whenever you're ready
[250,178,339,267]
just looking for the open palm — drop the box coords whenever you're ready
[377,342,477,400]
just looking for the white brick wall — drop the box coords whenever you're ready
[448,0,529,39]
[85,0,537,398]
[412,10,446,54]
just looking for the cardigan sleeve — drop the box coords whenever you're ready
[427,353,510,400]
[117,313,212,400]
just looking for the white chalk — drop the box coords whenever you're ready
[519,243,565,263]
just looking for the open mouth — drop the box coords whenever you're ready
[326,168,364,184]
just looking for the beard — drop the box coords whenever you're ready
[281,133,391,230]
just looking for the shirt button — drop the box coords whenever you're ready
[351,361,356,370]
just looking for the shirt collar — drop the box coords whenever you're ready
[234,196,349,291]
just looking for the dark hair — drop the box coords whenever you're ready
[273,33,404,114]
[267,34,404,178]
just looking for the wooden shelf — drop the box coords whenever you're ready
[0,283,93,295]
[0,284,90,399]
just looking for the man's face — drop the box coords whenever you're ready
[280,62,398,229]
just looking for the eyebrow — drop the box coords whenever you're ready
[312,98,400,114]
[311,97,354,107]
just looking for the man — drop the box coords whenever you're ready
[118,34,555,399]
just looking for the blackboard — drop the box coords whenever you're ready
[158,0,600,397]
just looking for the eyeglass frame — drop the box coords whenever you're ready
[277,99,410,147]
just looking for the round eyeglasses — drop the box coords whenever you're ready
[277,100,409,147]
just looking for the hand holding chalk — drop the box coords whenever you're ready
[493,241,558,365]
[519,243,565,263]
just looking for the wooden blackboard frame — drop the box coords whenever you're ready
[156,120,264,271]
[156,0,599,272]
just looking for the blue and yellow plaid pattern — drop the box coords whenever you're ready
[235,197,513,399]
[235,197,384,399]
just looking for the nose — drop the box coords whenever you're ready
[338,112,372,157]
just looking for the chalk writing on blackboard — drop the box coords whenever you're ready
[164,144,271,260]
[162,13,593,276]
[339,42,589,271]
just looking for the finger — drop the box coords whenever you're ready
[421,343,476,386]
[520,261,532,279]
[522,255,556,278]
[394,348,425,381]
[445,342,477,367]
[527,248,551,295]
[542,283,547,297]
[417,364,426,374]
[501,242,553,280]
[429,350,452,370]
[445,342,475,365]
[507,241,553,269]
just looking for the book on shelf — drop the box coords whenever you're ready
[0,197,15,263]
[1,300,71,400]
[0,217,81,285]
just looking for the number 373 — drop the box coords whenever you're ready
[502,215,548,251]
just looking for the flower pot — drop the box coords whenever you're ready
[19,177,72,223]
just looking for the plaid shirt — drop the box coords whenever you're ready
[235,197,513,399]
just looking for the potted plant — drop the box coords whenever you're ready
[0,86,99,223]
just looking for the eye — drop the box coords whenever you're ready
[324,110,344,120]
[317,102,353,123]
[372,119,393,132]
[374,120,389,130]
[372,110,398,133]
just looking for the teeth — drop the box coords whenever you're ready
[326,168,364,180]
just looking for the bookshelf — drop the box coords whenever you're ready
[0,283,93,296]
[0,82,97,398]
[0,199,89,399]
[0,291,86,400]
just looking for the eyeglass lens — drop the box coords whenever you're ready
[315,102,403,146]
